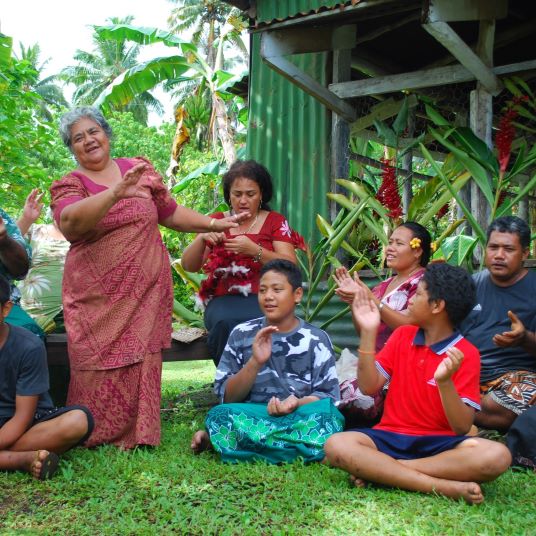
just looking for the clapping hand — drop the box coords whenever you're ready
[333,267,366,304]
[434,347,464,384]
[351,284,381,333]
[252,325,278,366]
[112,163,151,200]
[267,394,299,416]
[22,189,45,224]
[493,310,526,348]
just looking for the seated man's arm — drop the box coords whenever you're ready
[493,310,536,356]
[0,395,38,450]
[0,215,30,278]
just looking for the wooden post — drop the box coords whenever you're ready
[330,46,352,222]
[518,175,529,223]
[469,20,495,254]
[401,108,415,215]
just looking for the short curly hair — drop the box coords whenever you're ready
[0,274,10,305]
[222,160,273,211]
[59,106,113,152]
[422,263,476,326]
[487,216,530,249]
[260,259,302,290]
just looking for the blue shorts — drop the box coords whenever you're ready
[350,428,469,460]
[0,405,94,447]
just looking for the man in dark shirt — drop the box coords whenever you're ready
[0,274,93,479]
[461,216,536,432]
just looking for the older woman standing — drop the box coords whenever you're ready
[50,107,243,449]
[181,160,305,365]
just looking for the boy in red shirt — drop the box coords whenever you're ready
[325,263,511,504]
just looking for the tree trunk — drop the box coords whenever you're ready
[212,93,236,166]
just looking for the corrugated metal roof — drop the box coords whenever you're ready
[246,34,330,247]
[256,0,360,25]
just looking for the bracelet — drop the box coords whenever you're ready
[209,218,216,229]
[378,302,385,311]
[358,349,375,356]
[253,246,263,262]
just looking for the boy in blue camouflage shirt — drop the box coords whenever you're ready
[191,259,342,463]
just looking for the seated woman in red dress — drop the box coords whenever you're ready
[181,160,305,365]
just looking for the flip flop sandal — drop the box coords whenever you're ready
[36,451,60,480]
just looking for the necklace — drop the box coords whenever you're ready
[390,266,421,289]
[236,213,259,235]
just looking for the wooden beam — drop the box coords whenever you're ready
[422,20,502,95]
[355,12,420,45]
[252,1,420,32]
[331,59,536,99]
[261,31,356,122]
[423,0,507,23]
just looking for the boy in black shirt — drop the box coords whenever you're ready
[0,275,93,479]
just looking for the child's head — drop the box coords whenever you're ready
[258,260,303,325]
[418,263,476,326]
[0,274,13,323]
[260,259,302,290]
[0,274,10,306]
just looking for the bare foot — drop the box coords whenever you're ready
[440,481,484,505]
[191,430,212,454]
[349,474,367,488]
[29,450,60,480]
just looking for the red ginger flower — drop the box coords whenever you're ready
[376,158,403,219]
[496,108,517,176]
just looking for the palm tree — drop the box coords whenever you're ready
[60,16,162,125]
[16,43,68,120]
[92,24,247,167]
[167,0,247,70]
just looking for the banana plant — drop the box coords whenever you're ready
[91,24,247,165]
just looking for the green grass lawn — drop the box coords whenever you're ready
[1,361,535,535]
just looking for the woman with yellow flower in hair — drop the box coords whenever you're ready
[333,222,432,425]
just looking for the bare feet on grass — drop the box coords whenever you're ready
[27,450,59,480]
[191,430,212,454]
[437,481,484,505]
[349,474,367,488]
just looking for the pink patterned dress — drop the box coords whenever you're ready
[50,157,177,448]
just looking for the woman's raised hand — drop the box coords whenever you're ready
[112,163,151,200]
[333,267,365,304]
[22,189,45,224]
[211,212,250,232]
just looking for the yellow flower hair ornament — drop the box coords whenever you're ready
[430,241,438,253]
[409,237,421,249]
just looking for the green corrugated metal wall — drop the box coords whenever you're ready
[246,33,330,246]
[256,0,343,23]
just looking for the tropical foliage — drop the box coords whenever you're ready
[60,17,163,125]
[91,24,247,165]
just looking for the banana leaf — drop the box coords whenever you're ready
[392,96,409,136]
[373,119,397,148]
[435,234,478,268]
[420,144,487,245]
[94,24,196,51]
[429,128,495,207]
[336,179,391,225]
[497,170,536,217]
[94,56,192,110]
[173,299,204,328]
[171,259,204,292]
[425,104,449,127]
